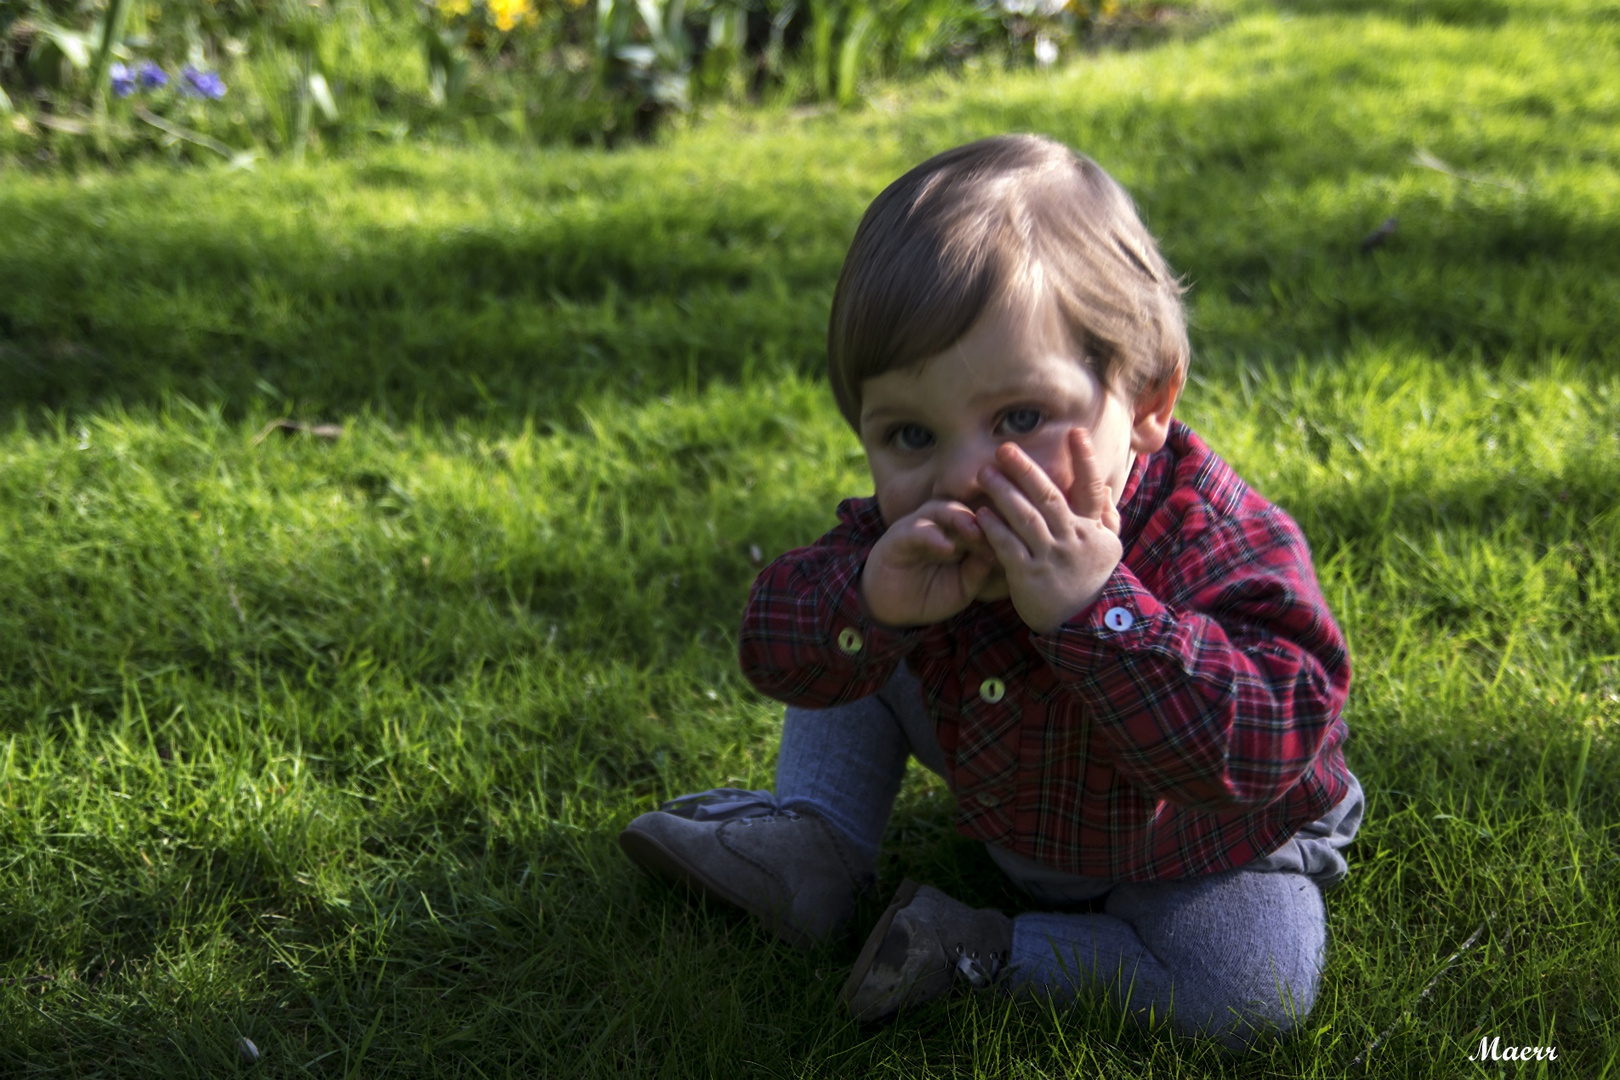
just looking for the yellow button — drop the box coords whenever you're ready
[837,627,863,655]
[978,677,1005,704]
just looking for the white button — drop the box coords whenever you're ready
[837,627,863,655]
[978,677,1005,704]
[1104,607,1135,632]
[976,792,999,808]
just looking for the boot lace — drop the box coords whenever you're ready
[953,944,1007,990]
[659,788,800,823]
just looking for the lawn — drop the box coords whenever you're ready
[2,0,1618,1075]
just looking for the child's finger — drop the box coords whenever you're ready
[991,443,1072,536]
[891,517,960,562]
[901,502,988,566]
[1100,485,1121,535]
[958,544,997,594]
[974,505,1031,565]
[1066,428,1112,522]
[932,501,987,549]
[911,499,983,534]
[978,463,1054,554]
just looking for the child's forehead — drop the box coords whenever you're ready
[858,319,1102,419]
[891,289,1088,379]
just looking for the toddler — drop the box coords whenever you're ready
[620,134,1362,1048]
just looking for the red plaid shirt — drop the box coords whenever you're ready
[739,420,1352,881]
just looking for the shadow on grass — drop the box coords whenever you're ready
[1272,0,1515,27]
[8,708,1612,1073]
[4,447,1611,753]
[5,445,1615,1066]
[2,0,1617,424]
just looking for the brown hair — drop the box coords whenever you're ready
[827,134,1188,430]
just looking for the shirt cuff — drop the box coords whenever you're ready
[1029,563,1169,676]
[824,555,921,666]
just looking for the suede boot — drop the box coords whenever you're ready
[841,879,1014,1022]
[619,793,873,950]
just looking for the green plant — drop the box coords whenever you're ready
[805,0,1025,107]
[597,0,701,112]
[4,2,1620,1074]
[1,0,1190,165]
[85,0,133,98]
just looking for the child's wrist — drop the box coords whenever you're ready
[856,567,912,631]
[1024,570,1121,635]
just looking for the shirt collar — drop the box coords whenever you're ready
[1116,418,1189,548]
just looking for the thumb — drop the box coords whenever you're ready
[1100,485,1121,535]
[958,546,997,597]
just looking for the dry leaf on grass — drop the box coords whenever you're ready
[252,419,345,446]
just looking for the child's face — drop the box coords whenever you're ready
[857,292,1170,599]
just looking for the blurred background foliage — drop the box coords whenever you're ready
[0,0,1194,165]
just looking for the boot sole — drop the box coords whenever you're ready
[618,826,815,951]
[840,877,921,1017]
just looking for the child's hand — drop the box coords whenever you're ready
[974,428,1123,634]
[860,500,998,628]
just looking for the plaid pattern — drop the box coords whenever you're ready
[739,420,1352,881]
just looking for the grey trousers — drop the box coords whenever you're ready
[775,663,1361,1047]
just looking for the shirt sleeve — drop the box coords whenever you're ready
[1032,495,1350,812]
[738,498,921,708]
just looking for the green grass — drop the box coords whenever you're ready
[2,0,1619,1075]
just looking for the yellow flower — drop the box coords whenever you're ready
[488,0,532,31]
[437,0,472,17]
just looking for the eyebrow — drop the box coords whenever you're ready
[953,373,1078,412]
[964,377,1067,406]
[859,368,1082,427]
[860,406,910,425]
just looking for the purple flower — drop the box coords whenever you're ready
[181,66,227,100]
[110,62,136,97]
[137,61,168,91]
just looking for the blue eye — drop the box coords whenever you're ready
[889,423,933,451]
[998,409,1041,436]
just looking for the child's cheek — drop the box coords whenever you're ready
[1026,426,1077,496]
[873,475,926,529]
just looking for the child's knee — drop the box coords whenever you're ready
[1052,961,1316,1051]
[1164,947,1321,1050]
[1107,870,1326,1048]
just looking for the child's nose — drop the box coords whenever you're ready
[933,439,996,509]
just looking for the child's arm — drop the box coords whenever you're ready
[1034,495,1349,813]
[737,498,923,709]
[968,428,1346,812]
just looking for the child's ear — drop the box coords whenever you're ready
[1129,369,1184,455]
